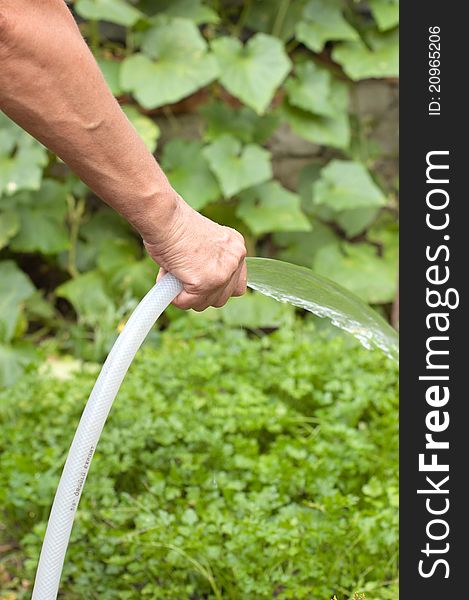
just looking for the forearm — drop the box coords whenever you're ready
[0,0,176,241]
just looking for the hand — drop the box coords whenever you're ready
[143,196,247,311]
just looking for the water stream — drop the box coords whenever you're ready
[246,257,398,362]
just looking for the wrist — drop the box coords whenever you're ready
[131,184,182,245]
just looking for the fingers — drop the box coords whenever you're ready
[232,260,247,297]
[171,260,247,311]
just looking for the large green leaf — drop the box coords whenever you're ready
[7,180,69,255]
[282,71,349,148]
[0,210,19,249]
[96,238,140,276]
[75,0,143,26]
[313,160,387,211]
[120,17,219,109]
[203,135,272,198]
[237,181,311,236]
[211,34,291,114]
[282,98,350,149]
[122,106,160,152]
[0,113,47,197]
[285,62,348,118]
[57,270,116,323]
[76,209,136,272]
[161,139,220,210]
[110,256,155,298]
[295,0,358,52]
[96,238,154,297]
[0,261,35,343]
[369,0,399,31]
[332,29,398,80]
[313,242,396,304]
[199,101,279,144]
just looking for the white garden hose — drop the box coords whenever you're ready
[31,273,183,600]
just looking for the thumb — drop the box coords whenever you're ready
[156,266,167,282]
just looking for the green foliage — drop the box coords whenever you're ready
[0,261,37,387]
[295,0,359,52]
[203,135,272,198]
[313,160,386,211]
[237,181,311,235]
[0,0,399,386]
[120,17,219,109]
[211,34,291,114]
[5,179,70,254]
[122,106,160,152]
[332,30,399,80]
[162,139,220,210]
[0,113,48,197]
[313,242,397,304]
[76,0,143,26]
[0,322,398,598]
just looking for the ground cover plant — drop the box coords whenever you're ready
[0,0,399,387]
[0,321,398,599]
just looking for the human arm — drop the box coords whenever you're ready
[0,0,246,310]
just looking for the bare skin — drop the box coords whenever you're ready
[0,0,247,311]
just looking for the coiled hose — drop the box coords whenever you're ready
[31,274,183,600]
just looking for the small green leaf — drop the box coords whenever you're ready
[211,34,291,114]
[313,160,387,211]
[122,106,160,152]
[120,17,219,109]
[295,0,358,52]
[0,210,19,249]
[274,223,339,268]
[75,0,143,26]
[245,0,306,41]
[8,180,70,255]
[146,0,219,24]
[363,477,384,497]
[97,57,124,96]
[0,341,37,388]
[199,101,279,144]
[161,139,220,210]
[285,62,348,118]
[336,207,380,237]
[332,29,398,80]
[203,135,272,198]
[181,508,198,525]
[237,181,311,236]
[0,261,35,343]
[313,242,396,304]
[283,72,349,149]
[282,98,350,149]
[0,113,47,197]
[369,0,399,31]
